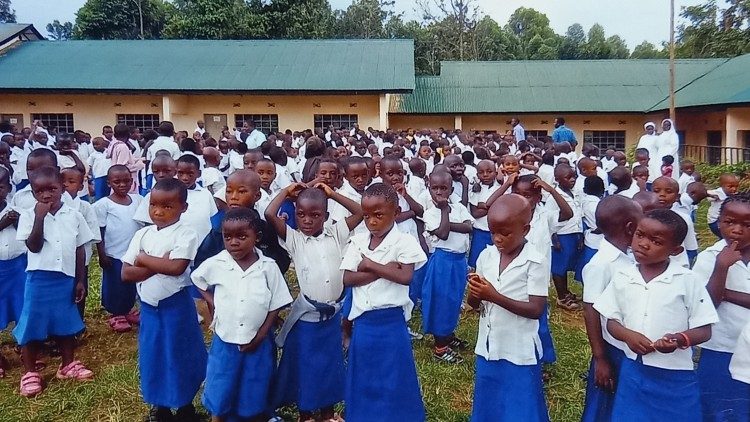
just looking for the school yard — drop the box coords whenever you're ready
[0,199,720,422]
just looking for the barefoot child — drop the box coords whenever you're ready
[594,209,719,421]
[122,178,207,422]
[266,182,363,421]
[192,208,292,422]
[93,165,143,332]
[468,194,550,422]
[340,183,427,421]
[14,166,95,397]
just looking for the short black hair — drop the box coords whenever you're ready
[114,123,130,139]
[541,151,555,166]
[152,177,188,204]
[556,117,566,124]
[461,151,475,165]
[343,156,367,173]
[157,121,175,137]
[720,191,750,216]
[363,182,398,207]
[297,187,328,211]
[29,165,62,184]
[635,148,649,157]
[142,129,159,142]
[645,209,688,245]
[180,138,197,153]
[662,155,675,165]
[222,207,264,236]
[0,121,11,133]
[583,176,605,197]
[177,154,201,170]
[27,148,58,166]
[269,146,287,166]
[107,164,130,177]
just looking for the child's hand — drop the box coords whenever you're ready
[0,209,19,226]
[394,183,406,196]
[306,177,324,188]
[623,331,655,355]
[503,172,518,187]
[551,234,561,251]
[314,182,334,198]
[239,332,266,353]
[717,241,742,269]
[74,281,86,304]
[533,177,553,193]
[285,182,306,199]
[652,336,679,353]
[477,202,487,211]
[468,273,497,302]
[98,254,112,269]
[34,201,52,218]
[357,255,375,272]
[592,356,615,392]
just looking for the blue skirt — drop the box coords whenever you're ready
[139,289,207,408]
[698,349,750,422]
[551,233,579,277]
[342,287,353,320]
[203,334,274,419]
[346,308,425,422]
[421,249,468,337]
[409,260,428,308]
[101,258,137,315]
[0,254,27,329]
[12,270,84,345]
[471,357,549,422]
[272,314,345,412]
[575,246,598,283]
[93,176,109,201]
[468,228,492,268]
[581,344,626,422]
[538,303,556,364]
[612,357,701,422]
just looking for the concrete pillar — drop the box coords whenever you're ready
[379,94,389,130]
[726,108,740,149]
[454,115,462,130]
[162,95,171,122]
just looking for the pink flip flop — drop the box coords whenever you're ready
[20,372,43,397]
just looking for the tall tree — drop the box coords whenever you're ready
[418,0,481,62]
[606,35,630,58]
[0,0,15,23]
[676,0,750,58]
[582,23,609,59]
[505,7,560,59]
[336,0,398,39]
[46,20,73,40]
[630,41,668,59]
[74,0,169,39]
[384,16,437,75]
[162,0,266,39]
[473,15,516,61]
[262,0,336,39]
[559,23,585,59]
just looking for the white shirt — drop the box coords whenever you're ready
[464,165,477,182]
[147,136,181,162]
[340,225,427,321]
[730,321,750,384]
[581,194,602,249]
[396,193,419,241]
[93,194,143,260]
[678,173,695,194]
[246,129,267,149]
[537,164,555,201]
[70,197,101,265]
[616,183,640,199]
[330,181,367,236]
[672,203,698,252]
[707,188,728,224]
[474,244,549,365]
[192,249,292,344]
[582,239,633,351]
[201,166,226,195]
[122,222,200,307]
[227,150,244,175]
[693,239,750,353]
[547,188,581,235]
[9,185,74,211]
[513,124,525,141]
[469,182,500,231]
[527,202,558,253]
[0,203,26,260]
[594,261,719,370]
[16,204,95,277]
[601,158,617,173]
[87,150,111,179]
[450,179,465,204]
[134,186,217,243]
[284,220,351,303]
[423,202,473,254]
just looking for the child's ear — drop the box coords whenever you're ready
[181,202,188,214]
[325,211,330,221]
[522,223,531,237]
[669,244,684,257]
[254,190,261,203]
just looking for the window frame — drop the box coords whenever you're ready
[314,114,359,132]
[583,130,626,152]
[30,113,75,133]
[234,114,279,135]
[116,114,161,133]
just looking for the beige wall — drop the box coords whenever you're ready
[388,114,457,131]
[674,109,726,146]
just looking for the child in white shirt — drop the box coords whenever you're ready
[707,173,740,239]
[87,136,111,201]
[468,160,500,268]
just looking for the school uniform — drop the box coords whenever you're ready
[192,250,292,419]
[729,321,750,385]
[450,179,466,204]
[468,181,500,268]
[396,192,420,240]
[671,203,698,266]
[13,204,94,345]
[615,183,640,199]
[601,158,617,173]
[0,203,27,329]
[134,185,217,244]
[272,221,350,413]
[692,240,750,421]
[707,188,727,238]
[594,262,719,422]
[421,202,472,338]
[87,150,111,201]
[575,193,601,282]
[548,188,582,278]
[580,239,632,422]
[330,181,367,236]
[471,244,551,422]
[340,226,427,422]
[58,150,90,199]
[678,172,695,194]
[122,222,207,409]
[201,166,226,196]
[536,164,555,201]
[93,194,143,315]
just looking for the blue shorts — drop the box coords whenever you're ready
[468,228,492,268]
[551,233,580,277]
[698,349,750,421]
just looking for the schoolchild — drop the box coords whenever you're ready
[575,176,605,283]
[468,160,500,268]
[707,173,740,238]
[652,176,698,266]
[87,136,111,201]
[549,164,583,311]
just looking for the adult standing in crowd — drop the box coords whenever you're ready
[658,118,680,180]
[511,118,525,142]
[552,117,576,145]
[245,121,267,149]
[637,122,661,180]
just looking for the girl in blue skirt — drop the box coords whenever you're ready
[93,165,143,332]
[14,166,96,397]
[192,208,293,422]
[122,179,206,422]
[467,194,550,422]
[340,183,428,422]
[422,171,473,363]
[694,192,750,422]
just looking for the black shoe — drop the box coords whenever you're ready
[174,404,201,422]
[144,407,172,422]
[449,337,470,351]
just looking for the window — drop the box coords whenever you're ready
[234,114,279,135]
[116,114,160,132]
[31,113,74,133]
[583,130,626,152]
[525,130,548,140]
[314,114,358,132]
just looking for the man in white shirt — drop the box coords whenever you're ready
[245,121,267,149]
[511,117,526,142]
[194,120,205,136]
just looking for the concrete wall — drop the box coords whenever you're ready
[388,114,456,131]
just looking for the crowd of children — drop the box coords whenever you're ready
[0,118,748,422]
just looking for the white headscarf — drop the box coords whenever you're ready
[658,119,680,180]
[637,122,660,182]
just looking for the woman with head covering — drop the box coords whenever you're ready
[657,119,680,180]
[637,122,661,183]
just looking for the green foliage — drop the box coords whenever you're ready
[695,161,750,187]
[262,0,336,39]
[677,0,750,58]
[0,0,14,23]
[336,0,397,39]
[162,0,267,39]
[630,41,668,59]
[74,0,169,39]
[46,20,74,41]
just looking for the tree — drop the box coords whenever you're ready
[0,0,15,23]
[418,0,482,62]
[559,23,585,59]
[46,20,74,40]
[262,0,336,39]
[474,15,516,61]
[676,0,750,58]
[505,7,559,59]
[74,0,169,39]
[606,35,630,59]
[384,16,438,75]
[162,0,266,39]
[336,0,398,39]
[582,23,609,59]
[631,41,668,59]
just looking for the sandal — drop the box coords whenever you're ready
[125,309,140,325]
[19,372,44,397]
[34,360,46,372]
[556,294,583,311]
[56,360,94,380]
[433,347,464,364]
[108,315,132,333]
[449,337,470,351]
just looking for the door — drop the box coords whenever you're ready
[0,114,24,132]
[203,114,227,140]
[707,131,722,165]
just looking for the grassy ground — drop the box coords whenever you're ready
[0,202,716,422]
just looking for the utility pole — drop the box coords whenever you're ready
[669,0,676,122]
[133,0,144,40]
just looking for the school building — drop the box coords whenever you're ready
[1,23,750,163]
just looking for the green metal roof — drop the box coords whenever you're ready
[390,58,733,114]
[0,39,414,92]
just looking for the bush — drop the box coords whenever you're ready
[695,161,750,189]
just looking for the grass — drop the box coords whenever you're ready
[0,202,717,422]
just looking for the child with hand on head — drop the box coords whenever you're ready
[594,209,719,421]
[93,165,143,333]
[121,178,207,422]
[707,173,740,239]
[652,176,699,266]
[467,194,550,422]
[468,160,500,268]
[693,192,750,421]
[14,166,95,397]
[87,136,111,201]
[192,208,292,422]
[580,196,642,422]
[340,183,428,421]
[266,182,363,422]
[421,171,473,363]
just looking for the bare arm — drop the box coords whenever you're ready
[430,206,450,240]
[25,211,46,253]
[449,220,472,234]
[121,262,156,283]
[329,189,364,231]
[402,190,424,218]
[135,254,191,276]
[547,187,574,222]
[343,269,380,287]
[359,258,415,285]
[725,289,750,310]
